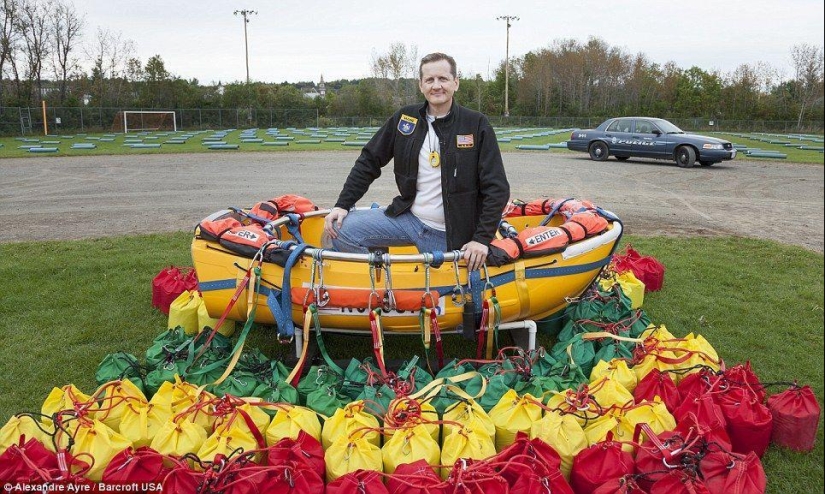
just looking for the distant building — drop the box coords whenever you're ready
[302,75,327,99]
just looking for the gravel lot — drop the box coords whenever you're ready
[1,151,823,253]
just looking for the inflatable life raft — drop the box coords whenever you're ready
[191,197,623,335]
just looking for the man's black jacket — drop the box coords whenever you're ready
[334,100,510,250]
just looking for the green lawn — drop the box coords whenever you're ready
[0,232,822,492]
[2,127,823,164]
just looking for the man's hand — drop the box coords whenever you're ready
[462,240,489,271]
[324,207,349,239]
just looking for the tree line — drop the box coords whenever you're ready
[2,0,823,128]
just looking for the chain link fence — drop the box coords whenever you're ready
[2,106,822,136]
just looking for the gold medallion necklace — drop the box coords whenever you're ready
[427,121,440,167]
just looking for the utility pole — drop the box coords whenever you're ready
[234,9,257,84]
[496,15,518,117]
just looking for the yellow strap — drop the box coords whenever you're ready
[286,308,314,385]
[408,371,485,401]
[514,261,530,319]
[581,331,644,343]
[375,311,386,365]
[211,266,261,387]
[422,308,432,349]
[485,299,496,360]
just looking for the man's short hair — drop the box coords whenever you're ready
[419,52,457,80]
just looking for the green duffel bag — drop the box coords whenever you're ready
[185,352,230,387]
[471,374,513,413]
[548,360,589,391]
[478,359,518,388]
[514,375,565,403]
[341,359,377,400]
[435,359,474,380]
[356,384,396,416]
[297,365,343,406]
[145,332,191,369]
[145,360,189,397]
[396,356,434,395]
[551,333,597,377]
[594,341,635,364]
[305,384,348,417]
[235,348,272,374]
[251,379,300,413]
[208,370,260,398]
[192,330,233,357]
[96,352,142,385]
[531,349,558,378]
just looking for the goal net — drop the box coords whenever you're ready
[112,111,177,133]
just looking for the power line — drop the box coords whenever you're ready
[496,15,519,117]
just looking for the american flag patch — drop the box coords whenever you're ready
[456,134,474,148]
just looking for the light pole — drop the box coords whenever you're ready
[496,15,518,117]
[234,9,257,84]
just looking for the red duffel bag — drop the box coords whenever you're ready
[634,424,704,491]
[723,362,766,403]
[593,475,647,494]
[386,460,449,494]
[570,434,635,494]
[102,446,169,484]
[767,383,821,451]
[152,266,198,314]
[444,459,509,494]
[253,462,324,494]
[648,469,711,494]
[0,437,62,482]
[613,245,665,292]
[715,387,773,457]
[494,432,562,474]
[326,469,390,494]
[699,449,766,494]
[634,368,681,413]
[263,430,326,480]
[497,457,573,494]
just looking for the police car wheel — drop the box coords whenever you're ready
[676,146,696,168]
[589,142,609,161]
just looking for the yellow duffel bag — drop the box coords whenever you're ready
[322,401,380,450]
[489,389,543,452]
[382,423,441,474]
[266,405,322,445]
[325,434,383,483]
[168,290,200,335]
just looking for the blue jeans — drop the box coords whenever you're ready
[331,208,448,254]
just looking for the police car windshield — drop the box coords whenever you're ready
[656,120,685,134]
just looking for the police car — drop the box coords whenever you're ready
[566,117,736,167]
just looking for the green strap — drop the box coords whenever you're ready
[312,304,344,376]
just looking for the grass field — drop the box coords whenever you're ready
[0,232,822,492]
[2,127,823,164]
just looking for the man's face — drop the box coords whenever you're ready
[419,59,459,110]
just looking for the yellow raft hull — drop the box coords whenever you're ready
[192,212,622,333]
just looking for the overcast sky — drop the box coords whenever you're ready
[72,0,824,85]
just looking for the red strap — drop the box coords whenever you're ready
[194,267,251,363]
[475,300,490,360]
[236,408,267,449]
[370,309,388,378]
[429,309,444,369]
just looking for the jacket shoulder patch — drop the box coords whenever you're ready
[397,114,418,135]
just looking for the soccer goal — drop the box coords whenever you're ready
[112,111,177,133]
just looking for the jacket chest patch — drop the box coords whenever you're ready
[457,134,474,148]
[397,114,418,135]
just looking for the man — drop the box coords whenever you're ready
[324,52,509,271]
